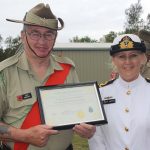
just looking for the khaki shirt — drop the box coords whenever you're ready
[0,47,79,150]
[141,61,150,79]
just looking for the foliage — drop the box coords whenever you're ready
[72,134,89,150]
[124,0,143,34]
[5,36,21,50]
[0,48,5,61]
[0,35,3,49]
[70,0,149,43]
[103,0,150,42]
[0,35,21,62]
[70,36,98,43]
[144,14,150,30]
[104,31,117,43]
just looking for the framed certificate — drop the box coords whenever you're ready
[36,81,107,130]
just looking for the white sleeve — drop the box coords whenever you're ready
[88,126,106,150]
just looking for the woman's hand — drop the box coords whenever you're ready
[73,123,96,139]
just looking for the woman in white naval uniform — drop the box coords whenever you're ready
[88,34,150,150]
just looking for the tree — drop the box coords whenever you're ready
[124,0,143,34]
[144,14,150,30]
[0,35,3,49]
[5,36,21,49]
[4,36,21,56]
[104,31,117,43]
[101,0,150,41]
[0,34,5,61]
[70,36,98,43]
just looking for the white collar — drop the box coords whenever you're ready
[117,74,144,89]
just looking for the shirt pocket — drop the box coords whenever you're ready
[8,91,36,109]
[4,91,36,126]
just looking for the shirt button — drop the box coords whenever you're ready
[125,108,129,112]
[126,90,131,95]
[125,127,129,132]
[125,147,129,150]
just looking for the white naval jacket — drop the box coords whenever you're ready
[89,75,150,150]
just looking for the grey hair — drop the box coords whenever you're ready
[22,24,30,31]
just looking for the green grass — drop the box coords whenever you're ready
[72,133,89,150]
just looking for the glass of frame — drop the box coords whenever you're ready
[35,81,107,130]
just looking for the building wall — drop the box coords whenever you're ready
[53,48,112,84]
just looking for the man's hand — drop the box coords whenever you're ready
[12,125,58,147]
[73,123,96,139]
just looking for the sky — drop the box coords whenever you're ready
[0,0,149,43]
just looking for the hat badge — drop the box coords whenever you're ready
[119,36,134,49]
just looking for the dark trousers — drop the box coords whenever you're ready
[66,144,73,150]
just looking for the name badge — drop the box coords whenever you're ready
[17,93,32,101]
[103,99,116,104]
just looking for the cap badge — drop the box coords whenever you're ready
[119,36,134,49]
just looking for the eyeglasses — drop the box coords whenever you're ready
[114,52,142,61]
[26,31,56,41]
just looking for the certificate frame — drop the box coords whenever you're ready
[35,81,107,130]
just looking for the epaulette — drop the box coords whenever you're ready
[0,44,23,72]
[52,54,75,67]
[145,78,150,83]
[99,79,116,87]
[0,53,20,72]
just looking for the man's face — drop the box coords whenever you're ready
[21,25,57,58]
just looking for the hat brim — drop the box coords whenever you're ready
[6,18,64,30]
[6,18,26,24]
[139,30,150,42]
[6,18,51,29]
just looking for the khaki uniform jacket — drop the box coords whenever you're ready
[0,46,79,150]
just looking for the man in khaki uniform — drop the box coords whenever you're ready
[139,29,150,78]
[0,3,96,150]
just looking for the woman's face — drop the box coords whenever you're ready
[112,50,146,82]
